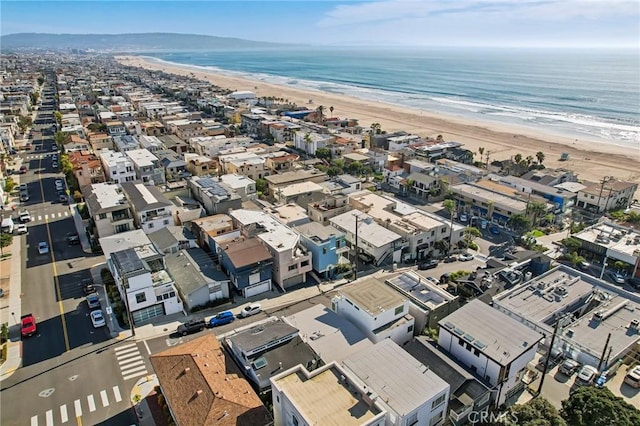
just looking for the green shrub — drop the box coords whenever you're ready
[0,233,13,248]
[190,298,230,313]
[1,324,8,344]
[1,343,6,362]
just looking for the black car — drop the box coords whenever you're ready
[82,279,96,295]
[177,319,207,336]
[418,259,439,270]
[67,232,80,245]
[627,277,640,290]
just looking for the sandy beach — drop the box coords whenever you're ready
[116,55,640,198]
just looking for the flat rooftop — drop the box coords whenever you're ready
[339,278,406,317]
[574,222,640,258]
[387,271,457,310]
[440,300,543,366]
[451,183,528,212]
[343,339,450,415]
[283,304,373,363]
[329,210,402,248]
[274,365,382,425]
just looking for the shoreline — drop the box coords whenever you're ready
[115,55,640,198]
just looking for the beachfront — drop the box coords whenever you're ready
[117,55,640,199]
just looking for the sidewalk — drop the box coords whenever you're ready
[69,203,92,254]
[0,235,23,381]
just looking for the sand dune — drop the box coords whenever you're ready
[116,55,640,199]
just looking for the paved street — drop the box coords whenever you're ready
[0,85,137,426]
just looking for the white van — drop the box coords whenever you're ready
[1,217,15,234]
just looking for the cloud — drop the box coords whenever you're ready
[317,0,640,27]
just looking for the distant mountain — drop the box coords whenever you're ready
[0,33,291,51]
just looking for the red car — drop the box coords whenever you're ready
[21,313,37,337]
[19,165,28,174]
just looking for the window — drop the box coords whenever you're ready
[474,348,480,357]
[98,213,107,220]
[135,293,147,303]
[292,415,299,426]
[458,339,464,346]
[408,325,414,333]
[406,412,418,426]
[323,247,328,254]
[417,239,423,244]
[301,260,309,267]
[431,393,446,410]
[395,306,404,315]
[148,222,155,229]
[163,219,170,225]
[288,264,297,271]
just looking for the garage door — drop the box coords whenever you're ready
[132,303,165,324]
[244,280,271,298]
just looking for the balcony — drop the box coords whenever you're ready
[448,401,473,424]
[111,212,132,223]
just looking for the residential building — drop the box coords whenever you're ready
[491,174,576,217]
[572,222,640,274]
[67,150,106,187]
[147,225,197,254]
[121,182,175,233]
[438,300,543,406]
[126,148,166,185]
[150,334,272,426]
[576,179,638,213]
[159,134,189,154]
[264,152,299,174]
[105,120,127,137]
[342,339,451,426]
[219,173,257,200]
[295,221,347,279]
[137,134,165,153]
[187,175,243,216]
[99,149,136,184]
[165,248,230,311]
[271,362,386,426]
[108,246,182,323]
[386,271,460,332]
[271,204,310,228]
[83,182,134,240]
[112,134,140,152]
[264,170,327,199]
[405,337,492,425]
[184,153,217,177]
[219,237,273,298]
[329,210,405,266]
[225,320,318,390]
[230,209,312,289]
[293,131,334,155]
[493,265,640,370]
[282,304,374,363]
[307,194,352,225]
[218,151,266,180]
[274,181,324,205]
[190,213,234,249]
[154,149,189,182]
[87,132,113,151]
[332,278,415,346]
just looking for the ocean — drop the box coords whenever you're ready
[143,48,640,147]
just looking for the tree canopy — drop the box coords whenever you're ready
[561,387,640,426]
[507,397,566,426]
[315,147,331,160]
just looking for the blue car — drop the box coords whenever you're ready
[209,311,235,327]
[490,226,500,235]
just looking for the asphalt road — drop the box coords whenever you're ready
[0,89,137,426]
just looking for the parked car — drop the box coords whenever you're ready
[18,211,31,223]
[86,293,100,309]
[82,279,95,295]
[458,213,468,222]
[15,224,28,235]
[21,313,37,337]
[490,226,500,235]
[66,232,80,245]
[51,161,58,169]
[575,365,598,387]
[238,303,262,318]
[626,277,640,290]
[37,241,49,255]
[19,165,27,174]
[177,319,206,336]
[480,219,488,229]
[623,366,640,388]
[209,311,235,327]
[539,348,564,370]
[611,272,626,284]
[58,193,67,203]
[458,253,474,262]
[578,261,590,271]
[443,256,457,263]
[90,310,106,328]
[418,259,439,270]
[559,359,580,376]
[19,192,29,202]
[594,372,608,388]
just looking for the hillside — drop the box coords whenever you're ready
[0,33,289,51]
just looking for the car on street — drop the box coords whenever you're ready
[443,256,457,263]
[490,226,500,235]
[86,293,100,309]
[626,277,640,290]
[82,279,95,295]
[58,193,67,203]
[90,310,106,328]
[238,303,262,318]
[19,192,30,202]
[37,241,49,255]
[559,359,580,376]
[594,372,608,388]
[21,313,37,337]
[459,213,468,222]
[18,183,28,191]
[209,311,235,327]
[611,272,626,284]
[19,211,31,223]
[19,165,28,174]
[623,366,640,388]
[176,319,206,336]
[55,179,64,191]
[418,259,439,270]
[458,253,474,262]
[51,161,58,169]
[15,224,28,235]
[575,365,598,387]
[480,219,488,229]
[578,261,590,271]
[67,232,80,245]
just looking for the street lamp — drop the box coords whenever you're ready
[352,212,368,281]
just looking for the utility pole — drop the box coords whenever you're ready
[598,333,612,371]
[353,213,361,281]
[537,318,562,395]
[596,176,614,213]
[123,284,136,337]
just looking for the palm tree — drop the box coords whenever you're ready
[527,200,547,228]
[370,123,382,134]
[536,151,545,165]
[303,133,313,157]
[514,153,523,164]
[443,199,456,254]
[329,106,334,118]
[526,155,534,167]
[436,134,444,142]
[316,105,324,124]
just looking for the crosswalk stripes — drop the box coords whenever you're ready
[29,386,122,425]
[115,343,148,380]
[33,211,69,222]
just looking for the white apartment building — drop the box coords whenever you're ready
[126,148,166,185]
[332,278,415,346]
[219,173,257,200]
[293,131,334,155]
[438,300,543,406]
[137,134,165,153]
[99,149,136,184]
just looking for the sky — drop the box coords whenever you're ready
[1,0,639,48]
